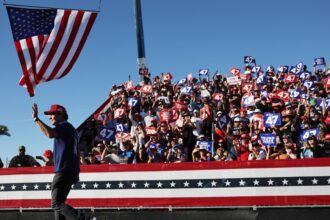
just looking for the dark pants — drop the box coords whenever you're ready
[51,172,79,220]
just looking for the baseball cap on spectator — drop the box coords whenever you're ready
[324,134,330,140]
[160,121,167,127]
[197,134,205,140]
[44,104,67,116]
[43,149,53,158]
[241,134,250,139]
[234,117,240,122]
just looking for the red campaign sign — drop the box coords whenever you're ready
[284,74,297,83]
[140,85,153,93]
[324,77,330,87]
[252,113,265,130]
[115,132,130,141]
[174,102,188,111]
[230,67,241,76]
[114,108,126,119]
[242,83,253,94]
[276,89,290,102]
[94,112,108,123]
[240,74,250,82]
[126,80,134,91]
[145,127,157,135]
[212,93,224,101]
[159,109,173,122]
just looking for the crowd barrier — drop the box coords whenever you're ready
[1,159,330,210]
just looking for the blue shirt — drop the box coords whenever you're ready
[54,122,80,173]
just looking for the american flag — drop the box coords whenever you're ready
[6,6,97,96]
[1,159,330,209]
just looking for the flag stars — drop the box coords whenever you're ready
[34,184,39,190]
[267,179,274,186]
[71,184,75,189]
[312,178,319,185]
[197,181,203,187]
[253,179,260,186]
[170,181,176,188]
[157,182,163,188]
[22,184,28,190]
[239,180,246,186]
[297,178,304,185]
[144,182,150,188]
[118,182,124,188]
[327,178,330,185]
[0,185,5,191]
[225,180,231,186]
[11,185,17,190]
[105,182,111,189]
[93,183,99,189]
[183,181,190,187]
[80,183,86,189]
[131,182,137,188]
[211,180,217,187]
[282,179,289,186]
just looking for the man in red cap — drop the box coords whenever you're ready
[32,103,79,220]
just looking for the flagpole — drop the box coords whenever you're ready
[133,0,147,69]
[3,3,100,13]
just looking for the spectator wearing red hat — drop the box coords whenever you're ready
[32,103,79,219]
[42,149,54,166]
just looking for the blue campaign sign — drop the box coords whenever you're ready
[263,112,281,128]
[197,141,213,153]
[289,89,301,98]
[314,57,325,66]
[256,73,266,85]
[300,128,319,141]
[128,97,139,107]
[318,98,330,110]
[296,62,304,71]
[178,78,186,85]
[98,126,116,141]
[277,66,289,73]
[300,92,307,99]
[260,133,276,147]
[252,65,261,73]
[116,123,128,132]
[290,66,299,74]
[266,65,275,72]
[303,81,314,89]
[181,86,192,95]
[216,114,230,129]
[199,69,209,76]
[299,72,310,80]
[260,89,268,98]
[244,56,256,64]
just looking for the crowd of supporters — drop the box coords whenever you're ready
[75,57,330,165]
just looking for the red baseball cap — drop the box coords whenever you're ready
[44,104,67,115]
[43,149,53,158]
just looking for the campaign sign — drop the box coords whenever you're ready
[114,108,126,119]
[216,114,230,129]
[278,66,289,73]
[116,123,128,132]
[128,98,139,107]
[98,126,116,141]
[252,113,265,130]
[242,83,253,94]
[256,73,266,85]
[284,74,297,84]
[244,56,255,64]
[94,112,108,123]
[126,80,134,91]
[178,78,186,85]
[181,86,192,95]
[318,98,330,110]
[303,81,314,89]
[242,94,255,107]
[296,62,304,71]
[266,65,275,72]
[212,93,224,101]
[196,141,213,153]
[145,126,157,135]
[324,77,330,87]
[289,89,301,98]
[158,96,170,104]
[115,132,130,141]
[174,102,188,111]
[314,57,325,66]
[199,69,209,76]
[251,65,261,73]
[159,109,173,122]
[260,90,268,98]
[300,128,319,141]
[299,72,310,80]
[263,112,281,128]
[227,76,241,85]
[276,89,290,102]
[290,66,299,74]
[140,85,153,93]
[260,133,276,147]
[230,67,241,76]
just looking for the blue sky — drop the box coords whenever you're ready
[0,0,330,164]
